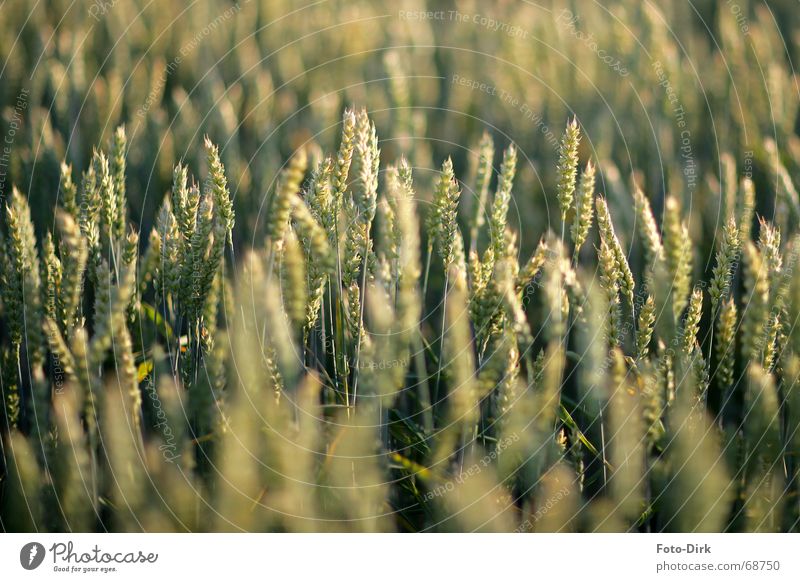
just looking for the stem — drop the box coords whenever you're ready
[432,270,450,412]
[332,201,350,417]
[707,306,721,409]
[422,241,433,300]
[350,229,371,410]
[412,331,433,434]
[599,405,608,489]
[325,285,338,406]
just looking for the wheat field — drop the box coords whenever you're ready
[1,0,800,533]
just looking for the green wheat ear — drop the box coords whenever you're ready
[757,217,782,289]
[715,298,737,395]
[710,217,740,316]
[281,229,307,331]
[741,241,770,364]
[268,147,308,252]
[738,177,756,241]
[59,162,79,220]
[0,432,42,530]
[489,144,517,258]
[441,259,479,438]
[470,131,495,247]
[556,117,581,226]
[55,210,88,337]
[596,196,634,312]
[110,126,128,240]
[349,108,380,224]
[171,164,195,245]
[4,187,45,369]
[203,136,235,242]
[391,159,422,338]
[305,156,335,233]
[299,160,334,334]
[598,238,621,349]
[634,184,663,268]
[681,287,703,357]
[571,160,595,259]
[636,294,656,360]
[432,157,462,267]
[41,232,62,323]
[517,238,548,293]
[292,193,333,272]
[663,195,692,320]
[333,108,357,206]
[156,197,180,301]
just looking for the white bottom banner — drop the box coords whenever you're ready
[1,533,798,581]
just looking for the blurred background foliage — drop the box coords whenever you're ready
[2,0,799,264]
